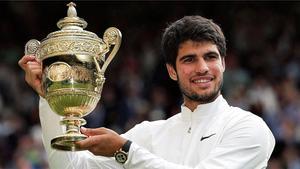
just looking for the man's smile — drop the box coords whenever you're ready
[191,76,214,88]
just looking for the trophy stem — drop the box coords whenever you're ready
[51,115,87,151]
[62,116,86,134]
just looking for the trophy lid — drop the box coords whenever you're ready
[37,2,107,61]
[56,2,87,30]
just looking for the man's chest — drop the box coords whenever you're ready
[150,121,223,167]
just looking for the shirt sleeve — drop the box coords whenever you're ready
[39,97,124,169]
[123,115,275,169]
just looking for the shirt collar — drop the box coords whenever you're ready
[180,95,229,121]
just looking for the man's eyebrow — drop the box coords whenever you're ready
[179,51,220,61]
[204,51,219,57]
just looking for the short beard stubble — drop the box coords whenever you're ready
[178,76,223,104]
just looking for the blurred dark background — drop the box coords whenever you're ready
[1,1,300,169]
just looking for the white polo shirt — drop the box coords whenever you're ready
[39,95,275,169]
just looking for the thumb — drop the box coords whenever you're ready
[81,127,108,137]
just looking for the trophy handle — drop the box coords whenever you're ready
[24,39,40,58]
[100,27,122,73]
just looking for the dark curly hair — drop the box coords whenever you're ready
[161,15,226,68]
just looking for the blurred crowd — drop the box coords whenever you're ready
[1,1,300,169]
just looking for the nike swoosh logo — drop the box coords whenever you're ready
[200,133,216,141]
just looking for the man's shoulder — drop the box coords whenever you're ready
[135,113,181,129]
[218,105,275,161]
[226,106,261,122]
[223,105,272,134]
[136,119,166,128]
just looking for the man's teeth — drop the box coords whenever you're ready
[194,79,210,83]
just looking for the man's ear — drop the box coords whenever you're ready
[222,57,225,72]
[166,64,178,81]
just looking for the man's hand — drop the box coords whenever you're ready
[18,55,44,97]
[77,127,127,157]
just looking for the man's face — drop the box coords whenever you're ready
[167,40,225,110]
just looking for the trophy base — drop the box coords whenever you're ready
[51,133,87,151]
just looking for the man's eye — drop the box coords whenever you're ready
[205,55,218,60]
[183,57,193,63]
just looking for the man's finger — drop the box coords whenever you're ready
[27,62,42,70]
[30,69,42,78]
[18,55,36,70]
[76,136,100,149]
[27,60,41,66]
[27,64,42,71]
[80,127,108,137]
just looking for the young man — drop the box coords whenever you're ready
[19,15,275,169]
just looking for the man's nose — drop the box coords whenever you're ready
[195,58,209,74]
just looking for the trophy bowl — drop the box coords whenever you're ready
[24,2,121,151]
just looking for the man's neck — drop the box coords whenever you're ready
[183,94,221,112]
